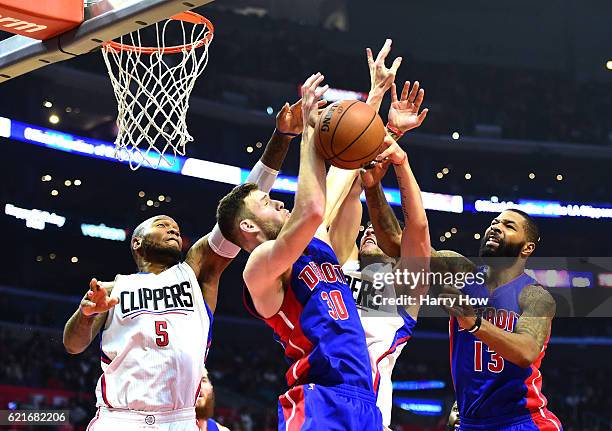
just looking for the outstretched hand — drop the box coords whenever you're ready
[375,135,407,166]
[300,73,329,129]
[80,278,118,317]
[360,160,390,189]
[367,39,402,94]
[388,81,428,133]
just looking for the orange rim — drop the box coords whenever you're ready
[103,11,214,54]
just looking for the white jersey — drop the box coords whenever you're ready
[342,260,416,429]
[96,262,212,412]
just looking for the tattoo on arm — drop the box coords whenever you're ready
[260,132,292,171]
[364,183,402,256]
[431,249,476,274]
[516,285,556,350]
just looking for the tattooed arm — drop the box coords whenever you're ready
[440,284,556,368]
[362,182,402,258]
[430,249,477,275]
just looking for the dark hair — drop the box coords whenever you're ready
[216,183,259,245]
[506,208,540,243]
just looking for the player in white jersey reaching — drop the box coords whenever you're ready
[62,99,309,431]
[322,40,430,430]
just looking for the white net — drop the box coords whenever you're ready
[101,14,213,170]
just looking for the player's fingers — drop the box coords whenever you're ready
[390,57,402,74]
[383,134,397,147]
[302,72,320,91]
[316,100,327,108]
[401,81,410,101]
[375,38,392,63]
[408,81,420,103]
[291,98,302,109]
[416,109,428,125]
[87,290,94,299]
[108,297,119,307]
[314,84,329,99]
[366,47,373,66]
[414,88,425,110]
[278,102,290,117]
[376,146,395,161]
[390,83,398,104]
[89,278,99,291]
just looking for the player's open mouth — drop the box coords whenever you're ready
[363,238,376,246]
[486,235,501,247]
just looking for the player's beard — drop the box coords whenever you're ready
[140,237,182,266]
[256,217,284,241]
[478,237,524,259]
[359,247,393,268]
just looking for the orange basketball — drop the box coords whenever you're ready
[315,100,386,169]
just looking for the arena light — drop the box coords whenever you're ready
[598,273,612,287]
[7,115,612,218]
[298,85,368,103]
[606,60,612,70]
[48,114,60,125]
[392,380,446,391]
[0,116,10,138]
[395,398,443,416]
[5,203,66,230]
[81,223,127,241]
[473,198,612,220]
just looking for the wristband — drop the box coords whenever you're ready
[386,123,404,138]
[393,152,407,166]
[467,315,482,333]
[275,128,300,138]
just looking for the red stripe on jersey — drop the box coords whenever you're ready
[86,407,100,431]
[280,386,306,431]
[193,380,202,406]
[101,374,113,408]
[373,336,411,392]
[524,324,561,430]
[265,286,314,387]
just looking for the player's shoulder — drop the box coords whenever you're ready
[518,284,556,317]
[244,241,277,279]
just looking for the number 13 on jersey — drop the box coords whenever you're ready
[474,340,504,373]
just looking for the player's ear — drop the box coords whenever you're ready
[521,241,535,257]
[132,236,142,253]
[239,218,258,235]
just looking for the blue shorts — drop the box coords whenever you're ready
[277,383,382,431]
[459,411,563,431]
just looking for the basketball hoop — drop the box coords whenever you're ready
[101,11,214,170]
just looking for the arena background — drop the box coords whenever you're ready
[0,0,611,430]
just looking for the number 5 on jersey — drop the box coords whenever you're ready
[474,340,504,373]
[155,321,169,347]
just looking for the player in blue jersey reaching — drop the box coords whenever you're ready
[372,205,563,431]
[216,73,383,431]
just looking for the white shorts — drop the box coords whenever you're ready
[87,406,197,431]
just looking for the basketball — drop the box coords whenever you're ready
[315,100,386,170]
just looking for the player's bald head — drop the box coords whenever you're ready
[132,215,177,242]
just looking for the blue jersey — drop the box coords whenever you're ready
[245,237,374,391]
[451,270,562,430]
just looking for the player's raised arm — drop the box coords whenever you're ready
[63,278,117,354]
[440,284,556,368]
[243,73,329,317]
[186,99,307,312]
[376,136,431,319]
[365,38,402,113]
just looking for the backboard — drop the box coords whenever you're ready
[0,0,215,83]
